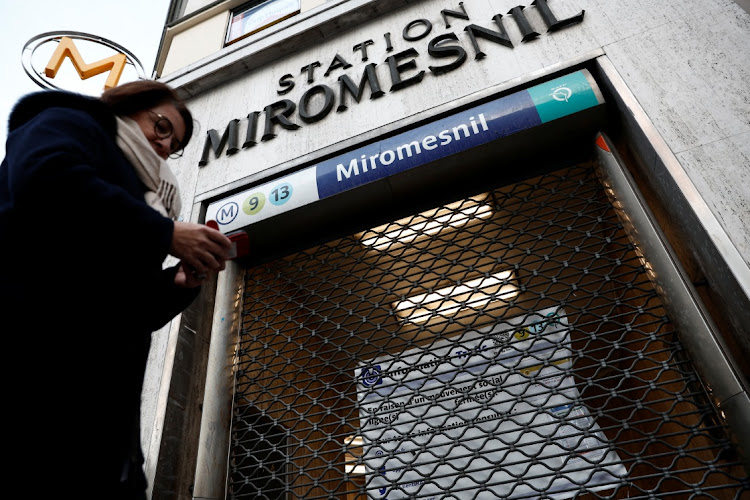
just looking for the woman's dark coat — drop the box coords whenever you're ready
[0,91,198,497]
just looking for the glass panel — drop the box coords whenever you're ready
[226,0,301,45]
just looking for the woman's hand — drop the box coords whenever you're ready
[174,263,206,288]
[170,221,232,276]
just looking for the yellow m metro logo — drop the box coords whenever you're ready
[44,36,127,90]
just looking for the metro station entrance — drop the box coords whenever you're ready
[226,150,749,498]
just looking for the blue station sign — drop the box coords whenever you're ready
[206,70,604,232]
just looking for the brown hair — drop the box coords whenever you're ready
[100,80,194,151]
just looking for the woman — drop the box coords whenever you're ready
[0,81,231,498]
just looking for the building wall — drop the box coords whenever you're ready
[160,0,332,76]
[162,13,229,76]
[143,0,750,495]
[184,0,218,14]
[166,0,749,264]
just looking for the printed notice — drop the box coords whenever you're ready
[355,307,626,499]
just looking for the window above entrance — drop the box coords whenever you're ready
[225,0,302,45]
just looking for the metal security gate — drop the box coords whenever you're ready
[228,162,749,499]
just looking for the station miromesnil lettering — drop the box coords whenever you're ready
[200,0,584,166]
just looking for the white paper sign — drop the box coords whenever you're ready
[356,307,626,499]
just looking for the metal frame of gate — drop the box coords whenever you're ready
[224,129,750,499]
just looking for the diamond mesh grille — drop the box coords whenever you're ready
[229,163,749,499]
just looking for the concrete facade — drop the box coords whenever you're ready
[142,1,750,497]
[159,0,750,264]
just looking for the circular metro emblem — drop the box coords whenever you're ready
[360,366,383,387]
[22,31,145,92]
[216,201,240,225]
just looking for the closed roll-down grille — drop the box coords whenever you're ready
[229,164,749,499]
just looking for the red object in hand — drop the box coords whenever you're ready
[227,230,249,259]
[205,220,249,259]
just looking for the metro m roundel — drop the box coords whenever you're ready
[22,31,145,91]
[216,202,240,225]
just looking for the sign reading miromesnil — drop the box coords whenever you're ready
[206,70,604,233]
[201,0,586,167]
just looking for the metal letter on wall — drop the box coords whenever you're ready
[21,31,145,92]
[44,36,127,90]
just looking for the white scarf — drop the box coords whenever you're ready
[115,116,182,219]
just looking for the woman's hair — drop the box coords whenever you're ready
[100,80,194,150]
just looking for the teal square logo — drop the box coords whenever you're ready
[527,71,601,123]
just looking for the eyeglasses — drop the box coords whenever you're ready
[148,111,184,159]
